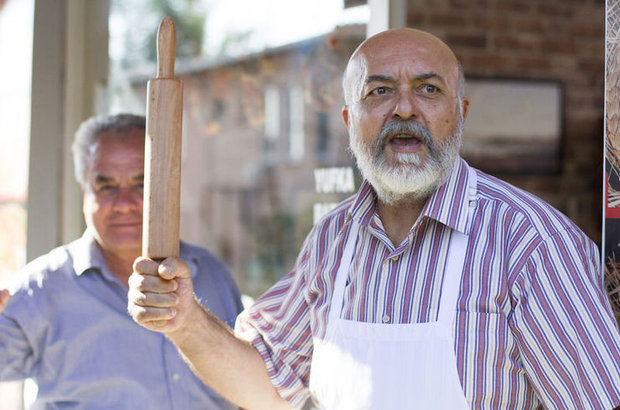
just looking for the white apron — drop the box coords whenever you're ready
[308,166,477,410]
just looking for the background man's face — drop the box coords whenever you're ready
[82,128,144,258]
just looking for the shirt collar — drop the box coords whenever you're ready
[71,230,199,279]
[347,157,474,234]
[422,157,473,234]
[71,229,107,277]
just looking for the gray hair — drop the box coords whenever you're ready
[72,113,146,185]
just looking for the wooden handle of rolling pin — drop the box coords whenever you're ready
[143,17,183,260]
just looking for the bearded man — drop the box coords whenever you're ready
[127,28,620,409]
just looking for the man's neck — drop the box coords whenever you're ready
[100,248,138,287]
[377,197,427,247]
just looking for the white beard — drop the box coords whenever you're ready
[350,116,463,205]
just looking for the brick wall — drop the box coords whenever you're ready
[407,0,605,242]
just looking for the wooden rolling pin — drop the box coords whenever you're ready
[143,17,183,260]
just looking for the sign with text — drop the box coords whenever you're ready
[313,167,355,224]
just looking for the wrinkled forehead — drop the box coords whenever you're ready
[86,130,145,172]
[89,129,145,156]
[344,29,461,95]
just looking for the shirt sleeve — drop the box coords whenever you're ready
[235,233,315,409]
[0,290,39,381]
[509,227,620,409]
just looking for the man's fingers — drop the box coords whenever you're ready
[133,257,161,276]
[128,256,193,335]
[128,271,178,294]
[128,303,176,326]
[158,257,191,280]
[128,287,179,308]
[133,256,190,280]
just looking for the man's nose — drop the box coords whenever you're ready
[392,89,418,120]
[113,187,141,211]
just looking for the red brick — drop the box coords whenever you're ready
[579,60,605,75]
[539,38,576,54]
[575,40,605,60]
[450,0,488,8]
[570,24,604,39]
[472,14,511,31]
[546,55,578,74]
[407,10,427,25]
[513,18,548,34]
[430,13,468,27]
[536,3,574,18]
[494,34,537,51]
[496,1,532,14]
[446,34,487,49]
[515,56,552,71]
[467,53,511,71]
[407,0,438,9]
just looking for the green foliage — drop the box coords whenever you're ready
[111,0,207,68]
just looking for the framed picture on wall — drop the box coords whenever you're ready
[461,77,564,174]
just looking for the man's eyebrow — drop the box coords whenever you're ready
[366,74,395,84]
[366,72,446,84]
[133,173,144,182]
[416,72,443,82]
[93,174,114,184]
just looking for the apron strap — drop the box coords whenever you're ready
[327,219,360,324]
[437,165,478,325]
[437,230,468,323]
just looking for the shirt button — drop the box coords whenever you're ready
[172,373,180,382]
[382,314,390,323]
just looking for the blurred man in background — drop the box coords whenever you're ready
[0,113,243,409]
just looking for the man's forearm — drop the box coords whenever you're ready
[167,299,291,410]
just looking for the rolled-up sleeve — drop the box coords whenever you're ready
[235,237,314,408]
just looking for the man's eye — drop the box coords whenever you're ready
[370,86,390,96]
[420,84,439,94]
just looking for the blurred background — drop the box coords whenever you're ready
[0,0,612,408]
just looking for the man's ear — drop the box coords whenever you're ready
[341,105,350,129]
[461,97,470,121]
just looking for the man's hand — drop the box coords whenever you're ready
[128,257,196,335]
[128,257,291,410]
[0,289,9,313]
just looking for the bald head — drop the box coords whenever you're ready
[341,28,469,205]
[342,28,465,106]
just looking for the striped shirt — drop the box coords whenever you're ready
[236,158,620,409]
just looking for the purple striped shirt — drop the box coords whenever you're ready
[236,158,620,409]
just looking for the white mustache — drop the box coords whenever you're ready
[374,120,437,161]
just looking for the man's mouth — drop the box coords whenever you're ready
[109,222,142,228]
[387,134,423,153]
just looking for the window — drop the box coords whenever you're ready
[289,85,305,162]
[109,0,369,298]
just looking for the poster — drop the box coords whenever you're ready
[604,0,620,324]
